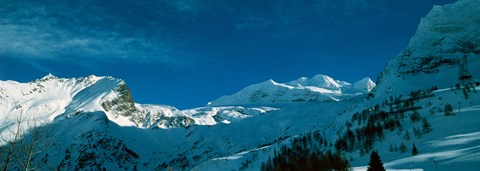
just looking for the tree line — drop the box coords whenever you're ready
[261,132,349,171]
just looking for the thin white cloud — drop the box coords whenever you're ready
[0,23,191,65]
[0,0,386,69]
[0,2,196,68]
[25,60,52,74]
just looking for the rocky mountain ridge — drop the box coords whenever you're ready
[1,0,479,170]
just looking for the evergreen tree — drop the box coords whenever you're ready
[422,118,432,133]
[444,104,454,116]
[413,127,422,139]
[261,135,350,171]
[410,111,421,122]
[367,150,386,171]
[403,130,411,140]
[412,143,418,156]
[399,142,407,153]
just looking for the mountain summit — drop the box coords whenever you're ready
[1,0,480,170]
[208,74,375,106]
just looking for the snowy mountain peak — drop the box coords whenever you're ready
[264,79,279,86]
[41,73,57,80]
[1,74,281,132]
[209,74,375,106]
[353,77,376,93]
[310,74,342,89]
[288,74,342,90]
[287,77,309,86]
[2,1,480,170]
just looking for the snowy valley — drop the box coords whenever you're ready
[1,0,480,170]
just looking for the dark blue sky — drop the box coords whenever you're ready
[0,0,457,109]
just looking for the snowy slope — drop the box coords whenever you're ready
[0,74,360,170]
[1,0,479,170]
[195,85,480,171]
[0,75,285,170]
[0,74,280,131]
[0,74,113,136]
[196,0,480,170]
[209,74,375,106]
[348,86,480,171]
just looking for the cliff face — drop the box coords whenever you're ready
[375,0,480,96]
[2,1,480,170]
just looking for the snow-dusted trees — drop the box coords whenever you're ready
[0,114,51,171]
[17,121,51,171]
[0,116,24,171]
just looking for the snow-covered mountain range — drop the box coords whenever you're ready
[0,74,278,130]
[1,0,480,170]
[0,73,353,170]
[209,75,375,106]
